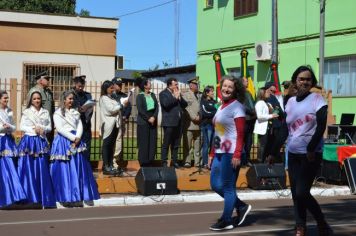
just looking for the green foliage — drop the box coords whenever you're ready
[79,8,90,17]
[0,0,76,15]
[132,71,142,79]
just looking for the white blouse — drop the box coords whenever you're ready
[20,106,51,137]
[53,108,83,141]
[99,95,122,140]
[0,107,16,136]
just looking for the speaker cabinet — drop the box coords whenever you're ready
[135,167,178,196]
[321,160,346,184]
[344,158,356,194]
[246,163,286,190]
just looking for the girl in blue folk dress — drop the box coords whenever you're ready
[0,90,26,207]
[17,91,56,208]
[50,91,99,204]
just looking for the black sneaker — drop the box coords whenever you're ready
[209,219,234,231]
[237,204,251,226]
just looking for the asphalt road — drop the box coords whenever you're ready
[0,195,355,236]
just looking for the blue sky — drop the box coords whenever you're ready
[76,0,197,70]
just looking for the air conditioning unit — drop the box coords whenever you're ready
[115,55,124,70]
[255,41,272,61]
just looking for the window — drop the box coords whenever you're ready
[23,63,80,104]
[324,56,356,97]
[228,67,255,80]
[206,0,213,8]
[234,0,258,18]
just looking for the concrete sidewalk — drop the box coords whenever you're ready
[88,185,351,208]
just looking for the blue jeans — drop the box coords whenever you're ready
[210,153,246,223]
[201,124,214,165]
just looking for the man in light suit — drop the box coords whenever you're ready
[182,77,202,168]
[159,77,188,168]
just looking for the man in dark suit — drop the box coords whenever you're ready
[264,81,286,163]
[71,75,94,156]
[159,77,188,168]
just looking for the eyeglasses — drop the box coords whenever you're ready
[297,77,312,82]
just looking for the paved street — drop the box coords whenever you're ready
[0,195,355,235]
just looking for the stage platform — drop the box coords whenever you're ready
[95,161,290,194]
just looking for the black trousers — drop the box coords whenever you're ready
[288,152,326,227]
[242,119,255,164]
[137,124,157,167]
[102,126,119,169]
[161,124,182,164]
[257,133,272,163]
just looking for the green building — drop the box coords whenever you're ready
[197,0,356,123]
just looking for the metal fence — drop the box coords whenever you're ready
[1,78,260,162]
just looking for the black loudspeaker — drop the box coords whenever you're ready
[135,167,178,196]
[344,158,356,194]
[246,163,286,190]
[321,160,346,184]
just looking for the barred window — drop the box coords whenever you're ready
[324,55,356,97]
[23,63,80,104]
[234,0,258,18]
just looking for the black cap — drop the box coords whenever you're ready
[262,81,276,90]
[73,75,86,84]
[112,77,123,85]
[281,80,291,89]
[187,76,199,84]
[34,71,53,81]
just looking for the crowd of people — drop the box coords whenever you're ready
[0,66,333,235]
[0,71,100,209]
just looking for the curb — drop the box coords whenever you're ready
[89,186,351,208]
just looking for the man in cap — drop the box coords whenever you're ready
[264,81,286,164]
[182,76,202,168]
[111,77,132,170]
[71,75,94,154]
[27,70,55,143]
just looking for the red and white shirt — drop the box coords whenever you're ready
[213,100,245,154]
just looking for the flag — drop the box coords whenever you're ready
[213,52,225,100]
[240,49,256,100]
[270,62,281,95]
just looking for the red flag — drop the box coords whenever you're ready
[213,52,224,100]
[270,62,281,95]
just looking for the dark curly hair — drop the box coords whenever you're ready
[291,65,318,87]
[219,75,245,103]
[100,80,114,96]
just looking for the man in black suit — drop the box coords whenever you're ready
[264,81,287,163]
[159,77,188,168]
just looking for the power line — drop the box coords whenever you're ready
[117,0,176,18]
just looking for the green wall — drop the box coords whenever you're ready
[197,0,356,123]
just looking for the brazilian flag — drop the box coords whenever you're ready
[240,49,256,100]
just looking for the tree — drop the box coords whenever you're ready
[0,0,76,15]
[79,9,90,17]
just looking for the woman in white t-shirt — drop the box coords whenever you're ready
[208,76,251,231]
[285,65,332,236]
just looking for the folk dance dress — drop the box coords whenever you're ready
[17,106,56,207]
[50,108,100,203]
[0,107,26,207]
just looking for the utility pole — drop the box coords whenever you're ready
[174,0,180,67]
[271,0,278,64]
[319,0,326,86]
